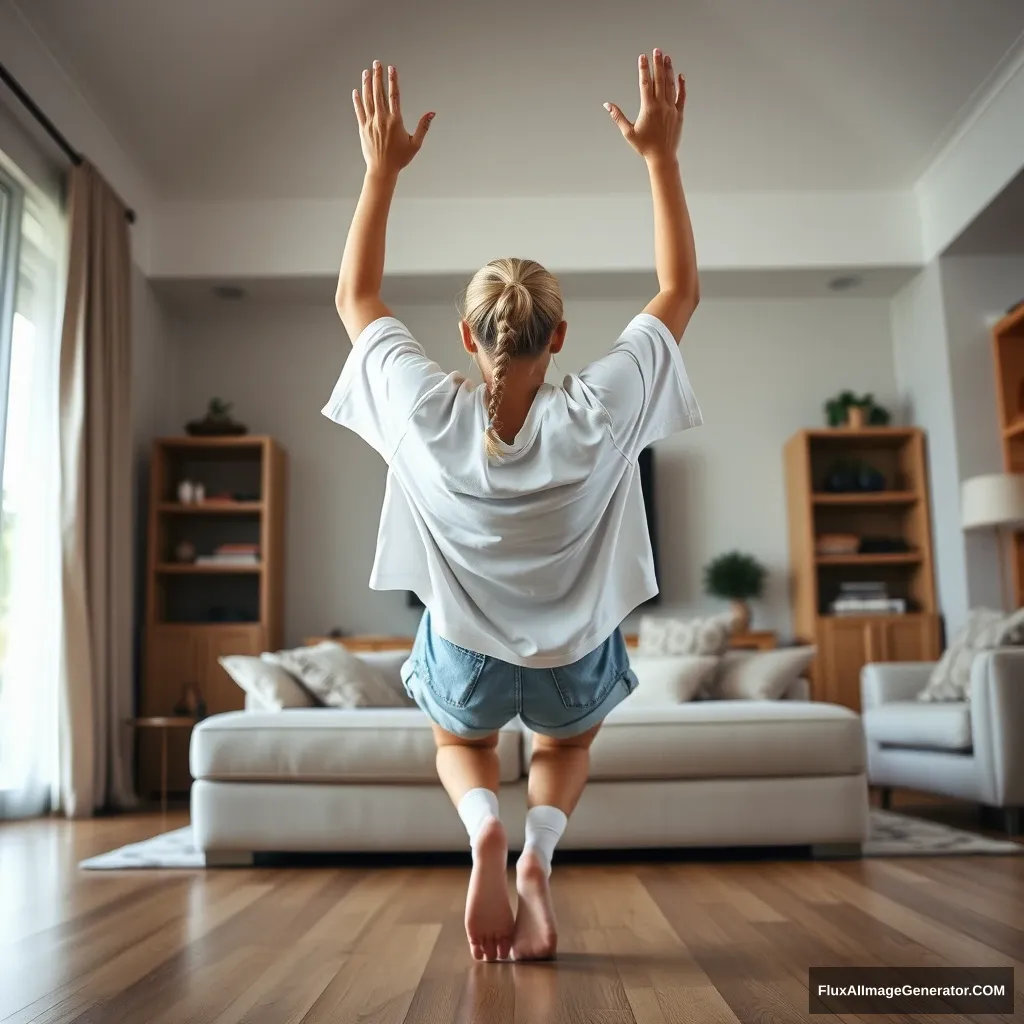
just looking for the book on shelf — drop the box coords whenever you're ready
[195,554,260,565]
[831,598,906,616]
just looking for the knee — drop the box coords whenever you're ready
[433,726,500,751]
[533,725,600,753]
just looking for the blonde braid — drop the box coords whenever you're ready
[484,316,516,458]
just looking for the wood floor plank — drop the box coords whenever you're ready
[2,814,1022,1024]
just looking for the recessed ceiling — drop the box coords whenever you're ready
[15,0,1024,200]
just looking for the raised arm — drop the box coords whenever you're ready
[606,50,699,342]
[335,61,434,342]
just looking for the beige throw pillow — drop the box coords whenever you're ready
[262,641,408,708]
[638,613,734,657]
[219,655,316,711]
[628,655,720,705]
[918,607,1024,703]
[708,647,816,701]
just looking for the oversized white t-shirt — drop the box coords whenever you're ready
[322,313,702,667]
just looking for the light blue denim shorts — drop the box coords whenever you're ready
[400,611,638,739]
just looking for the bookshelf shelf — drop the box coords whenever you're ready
[816,553,922,567]
[155,562,264,575]
[812,491,917,507]
[158,502,264,515]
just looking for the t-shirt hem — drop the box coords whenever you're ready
[369,576,658,668]
[321,316,404,427]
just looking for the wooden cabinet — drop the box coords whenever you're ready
[139,437,286,800]
[784,428,939,711]
[816,614,940,710]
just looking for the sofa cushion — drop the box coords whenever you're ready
[707,647,816,700]
[191,709,522,783]
[863,701,972,752]
[628,654,719,704]
[524,701,864,779]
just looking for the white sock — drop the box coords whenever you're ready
[457,788,500,852]
[521,805,568,877]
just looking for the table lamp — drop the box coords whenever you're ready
[961,473,1024,611]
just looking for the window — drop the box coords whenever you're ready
[0,154,64,816]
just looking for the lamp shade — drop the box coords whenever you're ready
[961,473,1024,530]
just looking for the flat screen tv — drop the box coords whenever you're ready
[407,445,660,607]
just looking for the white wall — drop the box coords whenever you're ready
[939,255,1024,610]
[169,291,896,646]
[890,263,967,631]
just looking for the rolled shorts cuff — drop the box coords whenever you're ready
[522,669,638,739]
[401,664,501,740]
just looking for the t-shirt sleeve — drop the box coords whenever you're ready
[577,313,702,458]
[321,317,449,460]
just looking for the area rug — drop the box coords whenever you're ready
[79,811,1021,870]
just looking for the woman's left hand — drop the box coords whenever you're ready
[353,61,433,177]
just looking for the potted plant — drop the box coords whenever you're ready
[823,391,892,429]
[703,551,766,633]
[185,398,248,437]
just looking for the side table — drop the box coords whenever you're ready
[127,717,198,813]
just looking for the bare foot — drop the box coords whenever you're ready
[511,849,558,960]
[465,817,514,961]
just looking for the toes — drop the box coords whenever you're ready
[470,940,485,961]
[496,936,512,960]
[482,936,499,961]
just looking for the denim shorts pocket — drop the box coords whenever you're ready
[548,636,629,710]
[420,635,487,709]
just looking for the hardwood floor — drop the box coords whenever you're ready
[1,809,1021,1024]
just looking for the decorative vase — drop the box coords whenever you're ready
[846,405,866,429]
[177,480,195,504]
[730,600,752,634]
[193,482,205,503]
[174,540,196,564]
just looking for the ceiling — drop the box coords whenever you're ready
[947,169,1024,256]
[15,0,1024,200]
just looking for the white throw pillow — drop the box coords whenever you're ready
[638,613,734,657]
[708,647,816,701]
[262,641,408,708]
[628,655,720,705]
[219,656,316,711]
[919,607,1024,703]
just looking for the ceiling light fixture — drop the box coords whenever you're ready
[827,274,863,293]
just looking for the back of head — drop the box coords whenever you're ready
[460,257,564,458]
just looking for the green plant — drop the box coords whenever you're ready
[824,391,891,427]
[208,398,233,417]
[703,551,766,602]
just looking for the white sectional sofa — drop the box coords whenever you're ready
[190,650,869,862]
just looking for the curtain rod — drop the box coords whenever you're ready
[0,61,136,224]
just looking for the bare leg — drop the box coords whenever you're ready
[513,724,601,961]
[431,724,514,962]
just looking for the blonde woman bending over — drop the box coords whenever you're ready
[326,51,701,961]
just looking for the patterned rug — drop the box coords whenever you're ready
[79,811,1021,869]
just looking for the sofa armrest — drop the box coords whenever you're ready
[860,662,933,710]
[971,649,1024,807]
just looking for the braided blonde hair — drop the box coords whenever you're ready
[460,258,563,458]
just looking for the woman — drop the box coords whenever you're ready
[325,49,701,961]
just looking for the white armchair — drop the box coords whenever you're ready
[860,649,1024,834]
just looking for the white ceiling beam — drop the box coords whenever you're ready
[916,40,1024,262]
[149,190,922,281]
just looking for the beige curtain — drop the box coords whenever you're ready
[58,161,135,817]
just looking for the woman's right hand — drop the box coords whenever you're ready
[605,50,685,163]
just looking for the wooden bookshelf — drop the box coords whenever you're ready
[991,302,1024,605]
[784,428,940,710]
[140,435,287,799]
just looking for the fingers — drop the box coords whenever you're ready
[664,54,675,105]
[652,48,665,99]
[352,89,366,127]
[675,72,686,112]
[411,111,434,149]
[638,53,652,104]
[388,64,400,115]
[604,101,634,139]
[372,60,386,114]
[362,68,373,117]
